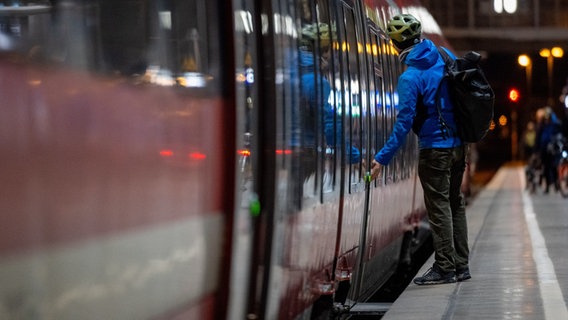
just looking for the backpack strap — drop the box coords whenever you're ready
[435,47,456,140]
[437,46,452,65]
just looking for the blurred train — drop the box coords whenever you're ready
[0,0,452,319]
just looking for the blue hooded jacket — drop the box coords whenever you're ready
[536,112,561,152]
[374,39,462,165]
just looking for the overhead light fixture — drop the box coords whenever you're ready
[494,0,517,14]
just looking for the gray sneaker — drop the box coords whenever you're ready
[457,267,471,282]
[413,264,456,285]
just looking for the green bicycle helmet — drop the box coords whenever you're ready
[300,23,335,49]
[387,14,422,50]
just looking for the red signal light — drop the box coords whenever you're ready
[508,88,520,102]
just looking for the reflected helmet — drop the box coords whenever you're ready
[301,23,335,49]
[387,14,422,49]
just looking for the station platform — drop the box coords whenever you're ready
[382,164,568,320]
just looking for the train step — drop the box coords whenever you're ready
[347,302,392,315]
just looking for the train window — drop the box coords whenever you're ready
[367,28,386,186]
[377,35,396,184]
[379,42,388,180]
[0,0,223,93]
[390,43,404,183]
[293,0,337,206]
[233,0,258,227]
[337,2,364,193]
[319,13,340,198]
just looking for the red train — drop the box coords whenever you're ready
[0,0,451,319]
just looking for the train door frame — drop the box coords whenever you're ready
[240,0,281,318]
[227,0,262,319]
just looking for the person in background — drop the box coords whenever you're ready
[370,14,470,285]
[536,107,562,193]
[522,121,537,161]
[523,120,542,192]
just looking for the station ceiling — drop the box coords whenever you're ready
[422,0,568,55]
[442,27,568,55]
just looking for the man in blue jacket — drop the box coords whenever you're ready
[370,14,470,285]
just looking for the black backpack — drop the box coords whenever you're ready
[437,47,495,143]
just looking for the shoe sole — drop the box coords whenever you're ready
[413,279,457,285]
[457,275,471,282]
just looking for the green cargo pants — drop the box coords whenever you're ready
[418,146,469,273]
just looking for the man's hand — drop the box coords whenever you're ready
[370,160,382,181]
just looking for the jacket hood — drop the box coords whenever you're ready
[404,39,439,69]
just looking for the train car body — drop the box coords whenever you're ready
[0,0,450,319]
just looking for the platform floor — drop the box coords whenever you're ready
[383,164,568,320]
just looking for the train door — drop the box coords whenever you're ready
[242,0,351,318]
[254,0,343,315]
[331,0,375,302]
[240,0,295,317]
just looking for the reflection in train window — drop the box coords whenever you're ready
[294,1,335,206]
[368,27,385,187]
[337,2,364,193]
[374,32,399,186]
[381,36,399,184]
[0,1,222,92]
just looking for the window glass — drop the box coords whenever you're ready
[292,0,329,206]
[378,36,396,184]
[368,29,385,187]
[337,3,363,193]
[0,0,222,92]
